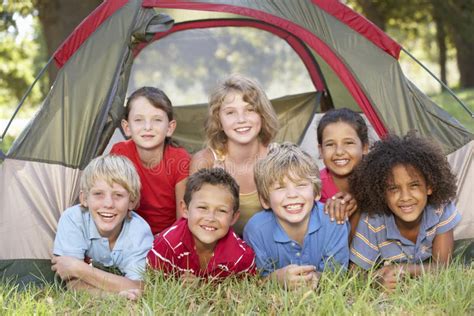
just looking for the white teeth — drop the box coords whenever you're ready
[286,204,302,211]
[99,212,115,218]
[333,159,349,166]
[235,127,250,132]
[201,226,217,231]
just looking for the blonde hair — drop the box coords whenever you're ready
[205,74,279,154]
[254,142,321,205]
[80,155,141,208]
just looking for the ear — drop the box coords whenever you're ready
[318,144,323,157]
[259,196,270,210]
[231,211,240,226]
[362,142,369,155]
[167,119,177,137]
[427,186,433,196]
[180,200,189,218]
[128,199,136,211]
[314,192,321,202]
[121,119,132,137]
[79,191,88,207]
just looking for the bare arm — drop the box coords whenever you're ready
[189,149,213,174]
[175,177,187,219]
[52,256,143,294]
[375,229,455,292]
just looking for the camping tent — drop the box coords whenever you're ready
[1,0,472,284]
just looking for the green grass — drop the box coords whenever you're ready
[1,263,473,315]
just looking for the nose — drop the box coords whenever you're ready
[335,143,344,155]
[399,187,411,201]
[103,193,114,208]
[204,210,217,221]
[237,110,247,123]
[285,185,298,198]
[144,119,152,130]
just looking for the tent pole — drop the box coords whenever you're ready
[0,56,54,143]
[401,47,473,119]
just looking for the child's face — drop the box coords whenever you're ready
[262,175,317,231]
[80,179,133,243]
[319,121,368,178]
[219,91,262,146]
[385,164,432,227]
[183,184,239,252]
[122,96,176,153]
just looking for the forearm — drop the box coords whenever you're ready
[76,263,143,293]
[402,260,448,277]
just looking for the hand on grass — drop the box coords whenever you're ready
[118,288,142,301]
[324,192,357,224]
[272,264,320,289]
[374,265,406,292]
[180,271,200,286]
[51,256,85,281]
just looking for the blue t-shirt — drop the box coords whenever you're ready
[243,202,349,276]
[350,202,461,270]
[53,204,153,280]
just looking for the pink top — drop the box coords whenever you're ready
[147,218,256,278]
[320,168,339,203]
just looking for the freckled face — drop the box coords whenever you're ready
[122,96,176,153]
[319,121,368,178]
[385,164,432,228]
[219,92,262,146]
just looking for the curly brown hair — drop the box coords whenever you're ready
[349,133,457,216]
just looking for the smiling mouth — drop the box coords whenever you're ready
[333,159,349,166]
[98,212,117,221]
[284,203,304,213]
[200,225,217,231]
[399,205,415,213]
[235,127,251,133]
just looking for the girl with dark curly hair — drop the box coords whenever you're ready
[317,108,369,239]
[349,134,461,292]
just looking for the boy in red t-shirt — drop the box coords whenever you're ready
[147,168,256,279]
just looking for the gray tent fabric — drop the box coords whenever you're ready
[1,0,472,283]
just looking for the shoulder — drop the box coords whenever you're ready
[59,204,87,225]
[427,202,461,234]
[110,139,134,154]
[245,210,274,231]
[128,212,153,237]
[154,218,188,248]
[165,145,190,158]
[190,148,214,172]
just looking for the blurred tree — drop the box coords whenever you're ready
[348,0,474,88]
[35,0,101,81]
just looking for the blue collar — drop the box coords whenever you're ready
[273,203,321,243]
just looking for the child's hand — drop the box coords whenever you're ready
[51,255,85,281]
[324,192,357,224]
[374,264,405,292]
[118,288,142,301]
[180,271,200,286]
[272,264,318,289]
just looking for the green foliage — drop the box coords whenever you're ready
[0,1,47,119]
[1,263,473,314]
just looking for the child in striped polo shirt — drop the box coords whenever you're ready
[349,134,461,291]
[147,168,256,279]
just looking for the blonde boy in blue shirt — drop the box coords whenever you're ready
[52,155,153,300]
[244,143,349,288]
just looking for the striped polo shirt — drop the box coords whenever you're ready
[350,202,461,270]
[147,218,256,278]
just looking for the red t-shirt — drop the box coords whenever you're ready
[110,140,190,235]
[319,168,339,203]
[147,218,256,278]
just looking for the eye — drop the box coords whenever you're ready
[153,118,162,122]
[324,142,334,147]
[345,140,356,145]
[134,118,143,122]
[219,209,229,214]
[386,185,398,193]
[246,107,256,112]
[297,182,310,188]
[225,110,235,116]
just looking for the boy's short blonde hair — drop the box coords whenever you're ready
[80,155,141,208]
[254,142,321,206]
[205,73,279,154]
